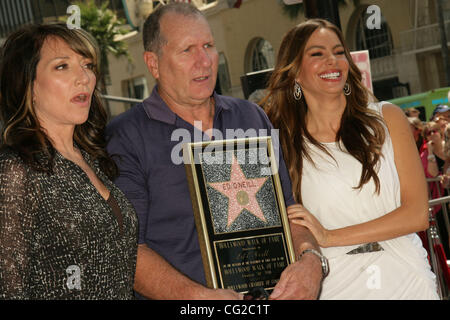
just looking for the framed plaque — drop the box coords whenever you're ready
[183,136,295,294]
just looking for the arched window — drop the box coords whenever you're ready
[355,10,393,59]
[245,38,275,73]
[217,52,231,95]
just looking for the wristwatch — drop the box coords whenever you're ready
[298,248,329,278]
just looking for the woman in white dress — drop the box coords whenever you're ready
[262,19,439,299]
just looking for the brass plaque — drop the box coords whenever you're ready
[183,137,295,294]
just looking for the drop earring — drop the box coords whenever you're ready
[343,83,351,96]
[293,81,302,100]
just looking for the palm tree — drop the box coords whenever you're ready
[65,0,131,115]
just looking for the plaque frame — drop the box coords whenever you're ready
[183,136,296,293]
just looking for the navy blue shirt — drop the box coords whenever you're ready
[106,86,295,287]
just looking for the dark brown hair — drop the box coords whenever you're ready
[262,19,385,203]
[0,23,117,178]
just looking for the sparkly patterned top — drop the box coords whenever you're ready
[0,147,138,299]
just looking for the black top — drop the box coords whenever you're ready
[0,147,138,299]
[436,154,445,173]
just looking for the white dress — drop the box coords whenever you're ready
[301,102,439,300]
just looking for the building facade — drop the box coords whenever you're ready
[1,0,449,117]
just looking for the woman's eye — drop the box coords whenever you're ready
[336,51,345,55]
[55,63,67,70]
[311,52,322,57]
[84,63,94,70]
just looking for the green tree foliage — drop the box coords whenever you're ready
[65,0,131,93]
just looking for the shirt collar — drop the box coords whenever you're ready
[142,85,231,125]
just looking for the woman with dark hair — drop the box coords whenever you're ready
[262,19,439,299]
[0,23,137,299]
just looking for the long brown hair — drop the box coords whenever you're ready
[0,23,117,178]
[262,19,385,203]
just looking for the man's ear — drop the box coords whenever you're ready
[143,51,159,80]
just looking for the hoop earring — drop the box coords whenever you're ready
[343,83,351,96]
[293,81,302,100]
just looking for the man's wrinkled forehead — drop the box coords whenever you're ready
[159,12,211,46]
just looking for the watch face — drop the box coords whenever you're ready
[322,258,329,277]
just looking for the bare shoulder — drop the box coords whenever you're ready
[376,102,421,167]
[380,103,407,123]
[379,103,410,134]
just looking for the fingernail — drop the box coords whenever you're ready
[270,288,281,299]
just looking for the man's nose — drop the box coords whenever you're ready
[196,47,212,67]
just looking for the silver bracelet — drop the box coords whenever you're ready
[297,248,329,278]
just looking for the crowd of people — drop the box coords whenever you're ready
[405,104,450,259]
[0,2,445,300]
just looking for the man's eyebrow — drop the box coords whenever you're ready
[305,44,344,51]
